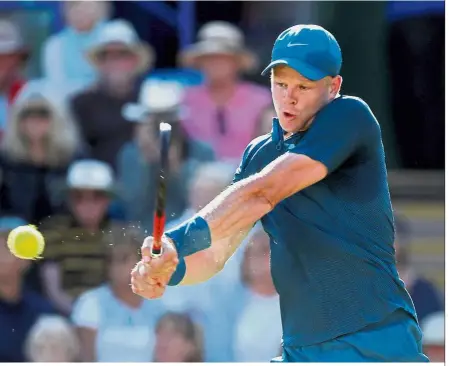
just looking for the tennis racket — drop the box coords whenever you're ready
[151,122,172,257]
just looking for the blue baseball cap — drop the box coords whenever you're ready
[261,24,342,81]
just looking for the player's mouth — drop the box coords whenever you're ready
[282,111,297,121]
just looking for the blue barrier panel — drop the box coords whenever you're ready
[136,1,196,48]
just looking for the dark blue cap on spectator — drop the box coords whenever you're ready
[261,24,342,81]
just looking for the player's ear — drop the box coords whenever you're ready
[329,75,342,98]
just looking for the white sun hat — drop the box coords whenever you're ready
[67,159,114,193]
[122,79,185,122]
[87,19,154,74]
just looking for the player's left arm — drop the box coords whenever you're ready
[200,98,379,243]
[165,98,379,278]
[199,153,327,243]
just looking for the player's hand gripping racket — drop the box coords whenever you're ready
[151,122,172,258]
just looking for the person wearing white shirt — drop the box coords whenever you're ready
[42,1,111,89]
[71,226,166,362]
[162,161,245,362]
[234,227,282,362]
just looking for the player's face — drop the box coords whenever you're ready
[271,65,341,135]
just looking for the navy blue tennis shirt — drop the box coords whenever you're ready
[164,24,417,347]
[232,95,416,346]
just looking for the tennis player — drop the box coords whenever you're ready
[131,25,428,362]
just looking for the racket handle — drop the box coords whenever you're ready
[151,214,166,257]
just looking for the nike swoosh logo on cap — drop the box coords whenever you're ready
[287,42,308,47]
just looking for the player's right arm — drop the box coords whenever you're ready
[182,225,251,284]
[131,140,259,299]
[131,225,251,299]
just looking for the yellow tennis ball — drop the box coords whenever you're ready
[7,225,45,260]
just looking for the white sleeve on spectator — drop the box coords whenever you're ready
[42,35,65,83]
[71,290,101,329]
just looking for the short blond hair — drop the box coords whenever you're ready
[25,315,80,362]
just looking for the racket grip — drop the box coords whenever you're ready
[151,214,166,256]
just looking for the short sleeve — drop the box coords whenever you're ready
[232,136,266,184]
[291,97,380,174]
[232,145,251,184]
[71,290,101,329]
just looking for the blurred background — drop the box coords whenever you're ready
[0,0,444,363]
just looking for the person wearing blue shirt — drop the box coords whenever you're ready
[0,217,55,362]
[131,25,428,362]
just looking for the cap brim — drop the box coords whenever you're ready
[122,103,149,122]
[261,58,327,81]
[87,43,154,74]
[179,41,258,72]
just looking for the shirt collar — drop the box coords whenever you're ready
[272,117,284,145]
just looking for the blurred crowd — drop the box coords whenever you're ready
[0,1,444,363]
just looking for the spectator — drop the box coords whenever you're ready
[167,161,236,228]
[71,20,154,170]
[0,86,83,295]
[255,106,276,136]
[42,1,111,90]
[395,216,443,323]
[154,312,204,362]
[0,19,29,136]
[160,159,242,362]
[25,314,80,362]
[0,87,82,225]
[0,216,54,362]
[39,159,121,315]
[118,80,215,230]
[421,311,444,362]
[234,226,282,362]
[178,21,272,162]
[71,226,165,362]
[387,1,444,169]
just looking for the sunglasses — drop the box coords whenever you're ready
[19,108,51,120]
[97,49,135,61]
[71,190,108,202]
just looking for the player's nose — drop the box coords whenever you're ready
[283,88,298,105]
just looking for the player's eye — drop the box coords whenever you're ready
[275,82,287,88]
[298,85,309,91]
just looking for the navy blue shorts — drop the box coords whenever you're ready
[272,309,429,362]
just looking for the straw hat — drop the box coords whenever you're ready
[87,20,154,74]
[178,21,258,73]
